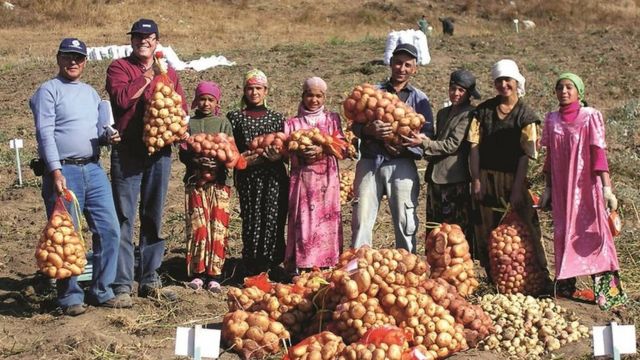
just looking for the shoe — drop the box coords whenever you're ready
[101,293,134,308]
[63,303,87,316]
[186,278,204,290]
[207,280,221,293]
[139,284,178,302]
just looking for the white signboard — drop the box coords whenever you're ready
[175,325,221,359]
[593,322,636,358]
[9,138,23,149]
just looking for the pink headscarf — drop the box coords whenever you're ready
[191,81,222,114]
[297,77,328,124]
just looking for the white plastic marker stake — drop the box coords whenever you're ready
[9,138,23,186]
[593,322,636,359]
[175,325,221,359]
[513,19,520,33]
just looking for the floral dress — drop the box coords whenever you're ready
[228,107,289,274]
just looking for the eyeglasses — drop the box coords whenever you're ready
[58,53,87,63]
[131,33,157,42]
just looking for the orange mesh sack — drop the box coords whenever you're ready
[142,56,188,155]
[35,189,87,280]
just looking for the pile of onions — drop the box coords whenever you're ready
[222,310,290,359]
[252,284,315,339]
[284,331,346,360]
[185,133,245,169]
[479,293,589,358]
[227,286,267,312]
[143,82,188,154]
[288,128,347,160]
[425,223,479,297]
[342,83,426,146]
[329,297,394,344]
[488,214,546,295]
[249,132,288,155]
[421,279,493,347]
[340,171,355,205]
[35,212,87,279]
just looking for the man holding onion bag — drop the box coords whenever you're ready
[351,43,434,254]
[106,19,188,303]
[31,38,124,316]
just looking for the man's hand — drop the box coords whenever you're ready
[471,178,484,201]
[401,131,428,147]
[180,131,190,141]
[52,169,66,195]
[366,120,393,140]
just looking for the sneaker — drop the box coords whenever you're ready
[186,278,204,290]
[206,280,221,293]
[139,285,178,302]
[63,303,87,316]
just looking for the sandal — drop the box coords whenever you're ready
[186,278,204,290]
[207,280,221,293]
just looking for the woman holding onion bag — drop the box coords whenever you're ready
[228,69,289,280]
[284,77,344,273]
[467,59,550,284]
[540,73,627,309]
[178,81,233,292]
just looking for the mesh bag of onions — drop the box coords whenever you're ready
[342,84,426,146]
[142,57,188,155]
[488,210,547,295]
[35,190,87,280]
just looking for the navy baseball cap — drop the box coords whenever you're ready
[392,43,418,59]
[127,18,159,36]
[58,38,87,56]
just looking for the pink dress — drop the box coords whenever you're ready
[541,107,620,280]
[284,111,343,269]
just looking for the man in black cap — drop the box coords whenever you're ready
[106,19,188,302]
[351,43,434,254]
[31,38,124,315]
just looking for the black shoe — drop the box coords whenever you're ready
[139,285,178,302]
[63,303,87,316]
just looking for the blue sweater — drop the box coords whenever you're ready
[31,76,108,173]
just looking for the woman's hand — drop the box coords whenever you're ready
[263,146,282,161]
[539,187,552,209]
[302,145,323,162]
[241,150,263,166]
[471,178,484,201]
[603,186,618,211]
[401,131,428,147]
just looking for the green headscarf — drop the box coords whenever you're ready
[557,72,585,101]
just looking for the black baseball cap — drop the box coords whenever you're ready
[450,69,481,99]
[392,43,418,60]
[127,18,159,36]
[58,38,87,56]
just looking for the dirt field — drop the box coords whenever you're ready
[1,1,640,359]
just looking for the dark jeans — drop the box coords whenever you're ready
[110,145,171,294]
[42,162,120,307]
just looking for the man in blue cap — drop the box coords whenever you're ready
[351,43,434,254]
[106,19,187,302]
[31,38,125,315]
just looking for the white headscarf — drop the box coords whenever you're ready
[491,59,526,97]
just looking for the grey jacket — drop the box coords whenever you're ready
[424,104,474,184]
